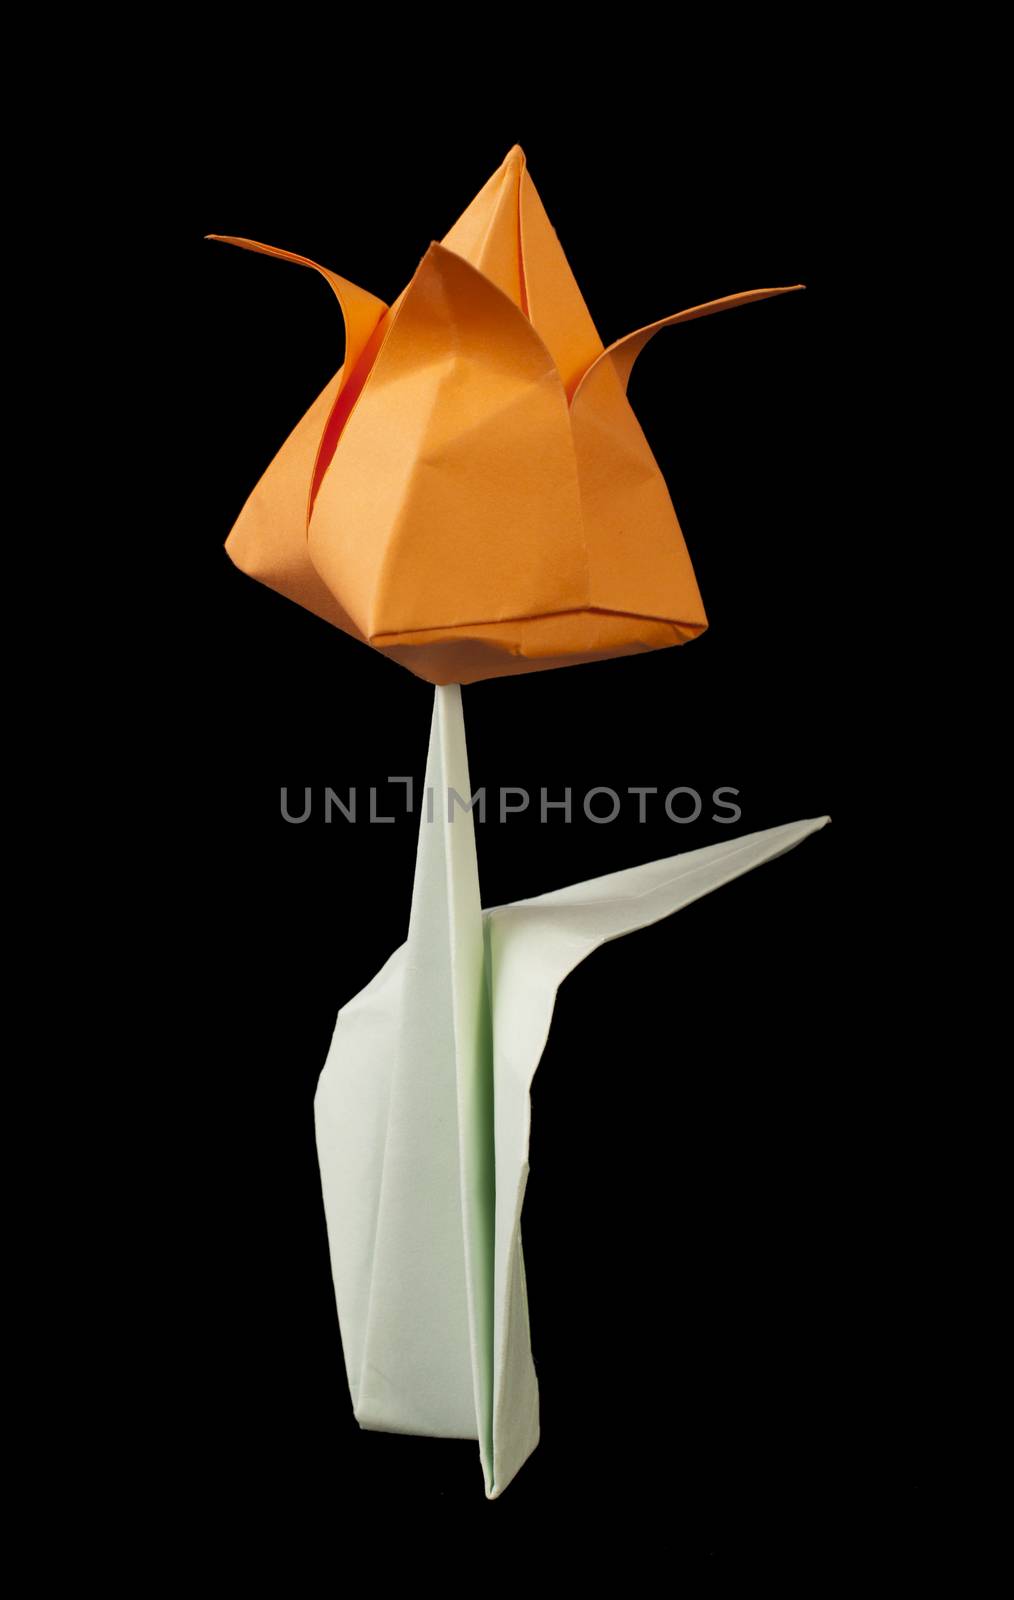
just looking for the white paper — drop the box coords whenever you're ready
[314,685,830,1497]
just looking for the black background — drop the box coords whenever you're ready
[129,62,899,1566]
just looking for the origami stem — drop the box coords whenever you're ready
[314,687,494,1463]
[314,687,829,1498]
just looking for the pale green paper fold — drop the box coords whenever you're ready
[314,685,830,1498]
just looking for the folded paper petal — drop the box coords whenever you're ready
[307,242,588,643]
[571,284,805,403]
[314,686,831,1497]
[568,285,804,625]
[206,236,388,632]
[440,144,605,395]
[204,235,388,400]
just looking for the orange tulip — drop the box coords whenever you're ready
[208,145,801,685]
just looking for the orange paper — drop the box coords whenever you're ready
[208,146,801,685]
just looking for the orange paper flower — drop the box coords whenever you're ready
[208,146,800,685]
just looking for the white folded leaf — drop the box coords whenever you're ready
[314,685,830,1497]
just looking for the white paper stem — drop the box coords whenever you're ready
[314,685,830,1497]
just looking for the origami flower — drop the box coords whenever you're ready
[209,146,801,685]
[206,150,828,1500]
